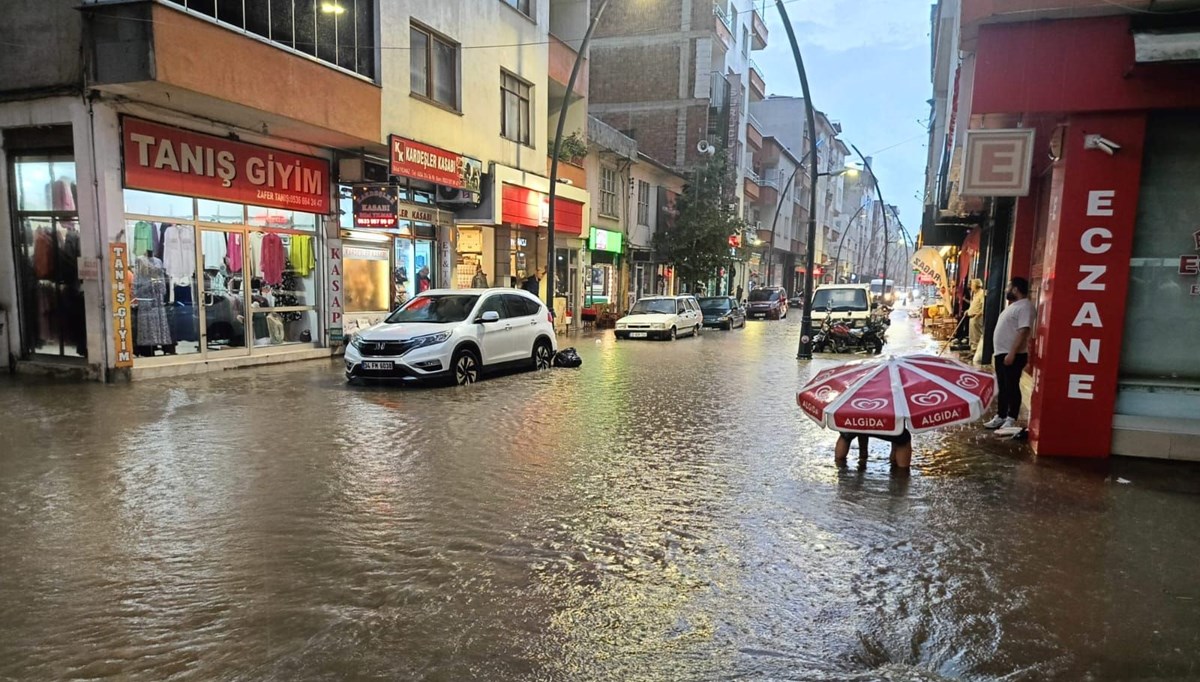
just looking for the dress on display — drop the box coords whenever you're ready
[134,256,172,347]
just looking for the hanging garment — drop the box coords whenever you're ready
[153,223,167,260]
[133,221,155,258]
[227,233,243,273]
[248,232,264,277]
[51,178,76,211]
[288,235,316,276]
[259,232,286,286]
[162,224,196,286]
[201,231,228,270]
[33,227,55,280]
[266,313,285,344]
[134,257,172,346]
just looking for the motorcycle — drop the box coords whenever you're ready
[813,308,885,355]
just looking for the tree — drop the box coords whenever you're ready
[654,154,744,289]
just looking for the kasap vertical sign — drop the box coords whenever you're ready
[328,239,344,344]
[109,243,134,367]
[911,246,952,312]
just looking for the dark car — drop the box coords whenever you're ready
[698,296,745,330]
[746,287,789,320]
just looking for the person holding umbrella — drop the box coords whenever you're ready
[798,354,996,475]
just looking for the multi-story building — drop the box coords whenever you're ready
[588,0,769,294]
[922,0,1200,460]
[0,0,591,380]
[750,96,850,288]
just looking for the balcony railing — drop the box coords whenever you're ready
[748,59,766,98]
[751,6,768,50]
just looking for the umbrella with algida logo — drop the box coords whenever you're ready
[796,354,996,436]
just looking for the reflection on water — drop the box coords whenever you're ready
[2,312,1200,680]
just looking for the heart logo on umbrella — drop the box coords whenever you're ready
[850,398,889,411]
[814,385,836,402]
[912,389,949,407]
[956,374,981,390]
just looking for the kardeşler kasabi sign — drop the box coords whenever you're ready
[122,117,330,213]
[389,135,482,193]
[352,185,400,228]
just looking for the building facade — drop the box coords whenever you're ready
[923,0,1200,460]
[1,0,593,380]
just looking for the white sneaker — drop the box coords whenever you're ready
[983,416,1005,429]
[1001,417,1017,430]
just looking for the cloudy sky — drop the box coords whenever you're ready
[755,0,932,237]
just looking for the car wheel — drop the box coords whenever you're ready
[532,339,554,370]
[668,326,677,341]
[453,347,481,385]
[694,325,701,337]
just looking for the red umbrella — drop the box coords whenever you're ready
[797,354,996,436]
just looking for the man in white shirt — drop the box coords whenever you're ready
[984,277,1034,430]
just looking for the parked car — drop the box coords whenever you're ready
[698,296,745,329]
[345,288,557,385]
[811,284,873,328]
[746,286,789,320]
[614,296,703,340]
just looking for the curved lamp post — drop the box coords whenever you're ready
[547,0,611,312]
[829,200,870,284]
[775,0,821,359]
[849,144,890,294]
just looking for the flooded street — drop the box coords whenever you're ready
[2,313,1200,681]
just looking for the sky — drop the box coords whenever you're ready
[755,0,933,239]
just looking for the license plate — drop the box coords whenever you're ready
[630,332,648,338]
[362,361,394,370]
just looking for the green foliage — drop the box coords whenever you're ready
[556,131,588,163]
[653,154,745,285]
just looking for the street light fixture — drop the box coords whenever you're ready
[763,162,857,288]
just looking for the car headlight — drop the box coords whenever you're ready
[616,322,628,329]
[350,335,364,350]
[653,323,666,329]
[410,331,452,349]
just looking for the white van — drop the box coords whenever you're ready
[811,284,873,327]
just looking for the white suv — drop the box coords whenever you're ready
[345,288,557,385]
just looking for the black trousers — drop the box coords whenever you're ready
[993,353,1028,419]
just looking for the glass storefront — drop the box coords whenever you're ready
[10,152,85,359]
[121,189,320,360]
[1117,111,1200,418]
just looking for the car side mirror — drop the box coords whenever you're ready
[478,311,500,323]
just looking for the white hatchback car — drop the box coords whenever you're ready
[345,288,557,385]
[614,295,703,340]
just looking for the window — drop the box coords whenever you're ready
[600,167,618,217]
[501,71,532,145]
[504,294,540,318]
[411,23,458,109]
[478,294,512,320]
[165,0,376,80]
[501,0,532,17]
[637,180,651,226]
[742,27,750,57]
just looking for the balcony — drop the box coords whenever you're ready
[713,5,734,52]
[549,34,588,99]
[749,60,766,100]
[743,173,760,201]
[746,115,764,149]
[751,6,768,50]
[547,156,587,188]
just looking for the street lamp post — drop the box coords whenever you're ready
[547,0,611,313]
[830,201,870,284]
[775,0,820,359]
[850,144,889,295]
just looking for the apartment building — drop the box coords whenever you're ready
[0,0,592,380]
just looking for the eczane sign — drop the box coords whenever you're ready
[960,129,1036,196]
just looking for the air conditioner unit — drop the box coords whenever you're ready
[337,157,388,183]
[437,185,480,206]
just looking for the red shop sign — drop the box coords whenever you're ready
[122,117,330,213]
[389,134,482,193]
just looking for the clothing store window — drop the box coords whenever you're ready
[10,153,86,359]
[122,190,321,360]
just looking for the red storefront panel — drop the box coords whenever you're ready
[122,117,329,213]
[1028,113,1147,458]
[500,184,583,235]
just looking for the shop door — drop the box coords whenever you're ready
[10,154,84,359]
[198,228,247,354]
[414,240,435,292]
